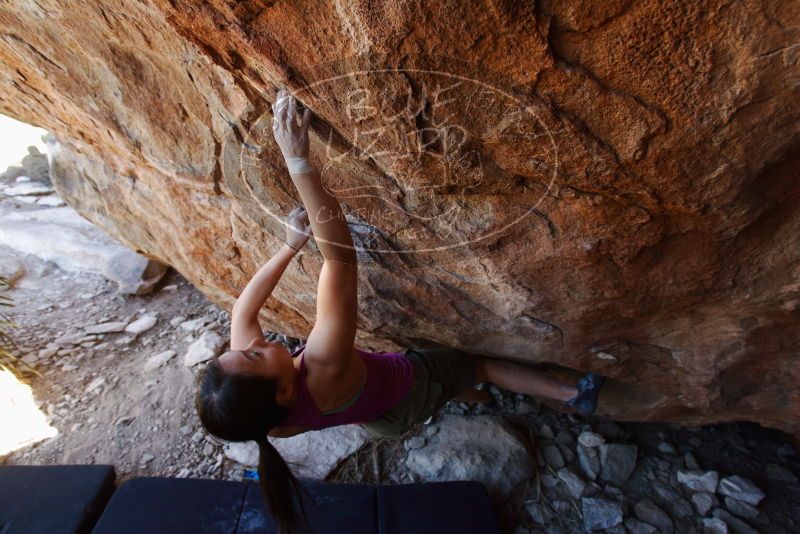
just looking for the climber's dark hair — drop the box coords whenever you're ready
[195,358,314,534]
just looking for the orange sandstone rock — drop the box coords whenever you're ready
[0,0,798,433]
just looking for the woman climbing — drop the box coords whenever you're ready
[195,88,605,534]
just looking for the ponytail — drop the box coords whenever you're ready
[257,437,314,534]
[195,361,315,533]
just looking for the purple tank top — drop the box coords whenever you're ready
[279,345,415,430]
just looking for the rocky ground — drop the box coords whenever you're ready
[1,174,800,534]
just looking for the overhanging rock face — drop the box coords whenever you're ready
[0,1,798,433]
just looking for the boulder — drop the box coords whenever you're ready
[224,424,370,479]
[543,443,565,469]
[702,517,730,534]
[143,350,177,371]
[582,497,623,531]
[711,509,759,534]
[577,443,601,481]
[1,181,51,196]
[598,443,638,487]
[556,467,586,499]
[1,0,799,433]
[578,431,605,448]
[723,497,758,520]
[125,314,158,335]
[524,501,552,525]
[85,322,128,335]
[403,415,535,500]
[625,518,658,534]
[183,331,226,366]
[633,499,673,534]
[717,475,766,506]
[677,470,719,493]
[692,492,718,516]
[1,145,50,183]
[0,207,167,294]
[0,255,25,287]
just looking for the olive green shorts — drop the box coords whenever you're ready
[358,348,477,439]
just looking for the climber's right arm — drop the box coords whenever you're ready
[272,89,358,366]
[272,88,356,265]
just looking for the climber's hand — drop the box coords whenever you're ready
[285,205,312,251]
[272,88,312,164]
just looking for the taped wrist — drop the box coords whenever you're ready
[285,157,313,175]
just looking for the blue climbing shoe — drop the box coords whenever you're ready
[564,373,605,416]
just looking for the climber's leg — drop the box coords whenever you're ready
[452,387,492,404]
[467,354,578,403]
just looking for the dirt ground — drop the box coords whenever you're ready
[1,249,240,481]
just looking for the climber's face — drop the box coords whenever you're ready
[217,337,295,387]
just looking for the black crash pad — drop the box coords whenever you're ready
[91,477,246,534]
[377,481,499,534]
[236,478,378,533]
[238,479,499,534]
[0,464,116,534]
[91,476,498,534]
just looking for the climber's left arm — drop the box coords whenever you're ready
[229,207,312,350]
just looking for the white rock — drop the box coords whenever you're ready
[85,322,128,334]
[702,517,729,534]
[691,492,717,516]
[718,475,765,506]
[724,496,759,519]
[85,377,106,393]
[677,470,719,493]
[578,431,606,448]
[55,332,85,345]
[225,425,371,480]
[38,345,59,359]
[144,350,177,371]
[169,315,186,327]
[36,194,65,207]
[0,206,166,294]
[224,442,258,465]
[179,317,208,332]
[2,182,52,196]
[125,315,158,335]
[404,415,535,499]
[594,351,618,362]
[404,436,427,450]
[183,331,226,366]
